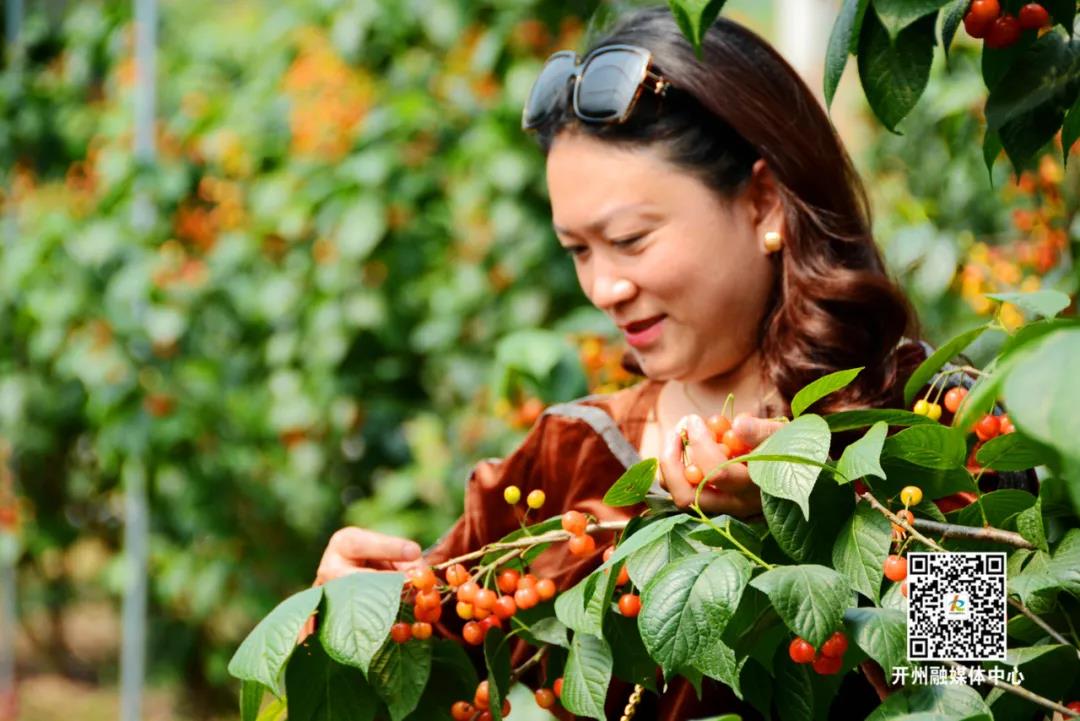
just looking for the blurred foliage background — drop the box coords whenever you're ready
[0,0,1076,718]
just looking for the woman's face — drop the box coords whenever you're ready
[546,131,780,383]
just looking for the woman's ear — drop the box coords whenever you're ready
[745,158,785,237]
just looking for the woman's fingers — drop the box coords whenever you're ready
[732,413,786,450]
[329,527,423,564]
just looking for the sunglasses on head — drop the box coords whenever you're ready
[521,44,672,131]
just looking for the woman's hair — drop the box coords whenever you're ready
[532,7,918,413]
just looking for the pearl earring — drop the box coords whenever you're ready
[763,231,783,253]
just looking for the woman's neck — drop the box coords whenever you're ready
[658,351,776,424]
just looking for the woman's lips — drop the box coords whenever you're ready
[623,315,665,348]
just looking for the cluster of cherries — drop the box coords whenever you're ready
[449,679,563,720]
[885,485,924,599]
[787,630,849,675]
[963,0,1053,48]
[912,386,1017,474]
[682,413,752,486]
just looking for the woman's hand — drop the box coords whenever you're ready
[314,527,424,586]
[658,413,784,517]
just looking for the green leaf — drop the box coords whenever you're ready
[241,680,265,721]
[689,514,764,557]
[832,503,892,604]
[903,326,987,406]
[480,517,563,568]
[604,612,659,692]
[790,367,863,418]
[285,640,378,721]
[561,633,612,721]
[228,586,323,695]
[666,0,729,56]
[1000,100,1069,174]
[1047,528,1080,597]
[772,652,814,721]
[747,414,832,520]
[691,636,744,698]
[594,514,694,580]
[1015,498,1048,552]
[836,421,888,484]
[483,628,512,721]
[404,642,479,721]
[974,432,1048,471]
[528,617,570,648]
[319,572,404,674]
[865,684,992,721]
[940,0,968,61]
[985,643,1079,720]
[368,637,432,721]
[762,479,854,565]
[856,11,936,132]
[843,607,908,678]
[749,565,849,648]
[626,521,706,589]
[944,490,1037,551]
[1063,93,1080,166]
[873,0,952,37]
[255,697,287,721]
[882,424,966,470]
[825,0,870,108]
[983,128,1003,181]
[1001,328,1080,464]
[639,551,753,676]
[603,458,659,507]
[877,457,976,500]
[985,289,1072,319]
[985,33,1080,132]
[826,409,937,432]
[555,575,599,635]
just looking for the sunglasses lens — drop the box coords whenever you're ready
[522,52,577,129]
[576,49,649,121]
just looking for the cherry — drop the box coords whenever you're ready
[503,485,521,505]
[892,509,914,535]
[536,578,557,601]
[456,601,474,620]
[390,622,412,643]
[457,581,480,604]
[480,614,501,633]
[899,485,923,507]
[568,533,596,556]
[474,681,490,709]
[527,489,546,509]
[986,14,1021,49]
[974,414,1001,441]
[618,593,642,617]
[463,621,484,645]
[884,554,908,582]
[535,688,557,709]
[415,603,442,624]
[1018,3,1050,29]
[706,413,732,441]
[474,588,497,611]
[968,0,1001,25]
[411,621,433,640]
[415,588,441,611]
[473,605,492,621]
[964,11,993,38]
[926,403,942,422]
[491,595,515,620]
[1065,700,1080,712]
[603,546,615,562]
[445,564,470,587]
[450,701,474,721]
[477,713,492,721]
[501,700,512,716]
[913,399,930,416]
[518,573,537,590]
[407,566,437,592]
[683,463,704,486]
[944,387,967,413]
[789,637,816,664]
[900,581,909,598]
[820,631,848,659]
[515,586,540,610]
[999,414,1015,434]
[813,653,843,675]
[553,677,564,698]
[562,510,588,535]
[497,569,521,594]
[722,428,752,457]
[616,565,630,586]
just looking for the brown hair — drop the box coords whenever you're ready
[532,7,918,413]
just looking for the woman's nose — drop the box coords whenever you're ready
[590,274,637,309]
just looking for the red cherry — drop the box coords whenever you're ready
[1065,700,1080,712]
[494,594,517,619]
[568,533,596,556]
[450,701,474,721]
[788,637,816,664]
[892,509,915,535]
[480,614,501,633]
[683,463,704,486]
[884,554,908,582]
[618,593,642,617]
[457,581,480,604]
[813,653,843,675]
[900,581,909,598]
[536,578,557,601]
[616,564,630,586]
[943,387,967,413]
[964,12,993,38]
[463,621,484,645]
[407,566,437,592]
[999,414,1015,434]
[515,586,540,610]
[411,621,433,640]
[477,713,492,721]
[390,622,412,643]
[553,677,563,698]
[974,414,1001,441]
[985,14,1021,49]
[706,414,732,441]
[474,680,490,709]
[820,631,848,659]
[445,564,470,587]
[535,688,556,709]
[1018,3,1050,29]
[415,603,442,623]
[496,568,520,594]
[474,588,497,611]
[415,588,441,611]
[722,428,752,457]
[968,0,1001,25]
[561,510,588,535]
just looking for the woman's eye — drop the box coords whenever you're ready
[613,234,645,248]
[562,245,588,257]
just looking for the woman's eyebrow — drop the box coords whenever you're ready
[553,203,662,238]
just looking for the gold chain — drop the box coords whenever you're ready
[619,684,645,721]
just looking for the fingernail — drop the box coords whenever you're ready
[688,414,707,437]
[733,414,755,435]
[402,542,421,560]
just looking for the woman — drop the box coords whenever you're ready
[316,7,919,718]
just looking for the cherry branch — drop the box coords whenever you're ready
[941,660,1079,718]
[509,645,548,685]
[859,491,1078,657]
[911,518,1035,550]
[431,520,629,570]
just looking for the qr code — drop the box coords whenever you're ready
[907,552,1007,661]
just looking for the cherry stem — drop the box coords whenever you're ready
[860,490,1078,657]
[689,491,773,571]
[431,521,629,570]
[910,518,1034,549]
[509,645,548,685]
[941,660,1079,717]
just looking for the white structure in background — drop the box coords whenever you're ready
[775,0,837,105]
